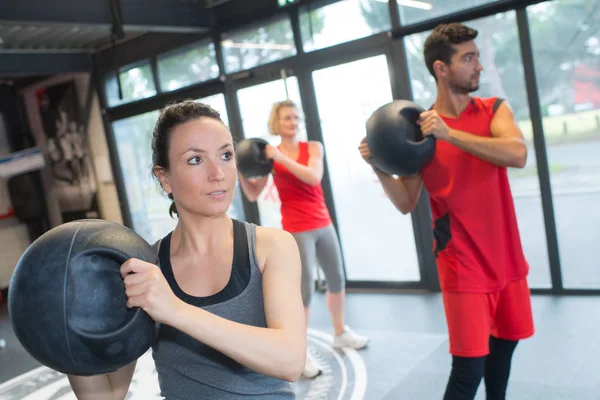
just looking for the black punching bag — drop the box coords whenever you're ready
[366,100,436,176]
[8,219,157,376]
[7,172,45,221]
[236,138,273,178]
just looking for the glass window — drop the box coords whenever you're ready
[196,93,230,128]
[221,17,297,74]
[112,94,243,243]
[404,12,552,287]
[313,55,421,282]
[300,0,391,52]
[105,61,157,108]
[398,0,500,25]
[157,41,219,91]
[112,110,162,242]
[528,0,600,288]
[236,77,306,229]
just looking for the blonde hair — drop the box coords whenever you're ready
[268,100,298,136]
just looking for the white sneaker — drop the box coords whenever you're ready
[302,352,322,379]
[333,326,369,350]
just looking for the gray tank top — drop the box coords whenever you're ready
[151,221,295,399]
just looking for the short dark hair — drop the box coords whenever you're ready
[423,23,478,80]
[151,100,224,217]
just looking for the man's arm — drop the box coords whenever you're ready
[419,101,527,168]
[358,137,423,214]
[374,170,423,214]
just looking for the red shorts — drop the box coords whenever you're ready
[442,278,535,357]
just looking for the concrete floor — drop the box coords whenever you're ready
[1,290,600,399]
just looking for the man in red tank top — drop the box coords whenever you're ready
[360,23,534,399]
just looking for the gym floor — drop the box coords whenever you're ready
[1,291,599,399]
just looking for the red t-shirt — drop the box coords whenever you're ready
[420,97,529,293]
[272,141,332,233]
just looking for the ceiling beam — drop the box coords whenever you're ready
[0,52,93,76]
[93,32,208,72]
[0,0,211,34]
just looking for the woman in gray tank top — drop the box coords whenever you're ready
[67,100,306,399]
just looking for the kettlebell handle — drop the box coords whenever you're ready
[407,134,436,146]
[67,247,148,342]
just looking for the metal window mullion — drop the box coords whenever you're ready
[295,68,349,283]
[92,58,134,229]
[150,56,162,94]
[516,7,563,290]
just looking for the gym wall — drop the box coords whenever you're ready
[0,113,31,289]
[74,76,123,225]
[20,73,123,227]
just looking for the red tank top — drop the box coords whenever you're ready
[420,97,529,293]
[272,141,332,233]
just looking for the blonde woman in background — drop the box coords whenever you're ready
[239,100,369,379]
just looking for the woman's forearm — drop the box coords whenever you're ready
[169,304,304,382]
[276,157,321,186]
[448,129,527,168]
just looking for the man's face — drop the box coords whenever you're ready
[445,40,484,94]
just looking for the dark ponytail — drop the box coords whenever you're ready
[168,193,178,218]
[151,100,223,218]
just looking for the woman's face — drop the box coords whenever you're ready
[277,106,300,138]
[157,117,236,218]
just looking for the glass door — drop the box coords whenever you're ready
[312,54,422,282]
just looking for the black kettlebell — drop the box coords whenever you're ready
[366,100,436,176]
[236,138,274,178]
[8,219,157,376]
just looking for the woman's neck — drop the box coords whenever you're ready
[279,135,299,150]
[170,213,233,257]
